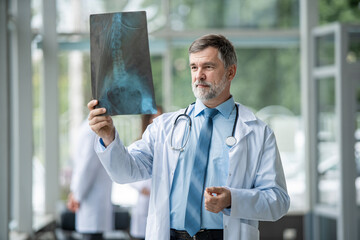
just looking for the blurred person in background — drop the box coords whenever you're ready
[67,120,113,240]
[129,107,163,240]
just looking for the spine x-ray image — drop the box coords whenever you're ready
[90,11,157,116]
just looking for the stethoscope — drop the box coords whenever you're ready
[170,103,239,151]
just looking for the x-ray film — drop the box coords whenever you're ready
[90,11,157,116]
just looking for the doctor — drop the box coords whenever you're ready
[88,34,290,240]
[68,121,113,240]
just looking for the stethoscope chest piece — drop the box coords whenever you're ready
[226,136,237,147]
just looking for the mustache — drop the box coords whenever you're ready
[193,80,212,87]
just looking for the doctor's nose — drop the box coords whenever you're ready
[195,69,206,81]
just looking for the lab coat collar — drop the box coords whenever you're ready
[236,103,257,123]
[232,103,257,146]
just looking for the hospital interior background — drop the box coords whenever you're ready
[1,0,360,239]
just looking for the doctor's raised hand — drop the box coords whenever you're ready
[87,99,115,147]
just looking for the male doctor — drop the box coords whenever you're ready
[88,34,290,240]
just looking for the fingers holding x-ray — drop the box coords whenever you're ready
[87,99,115,146]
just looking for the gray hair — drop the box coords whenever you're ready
[188,34,237,69]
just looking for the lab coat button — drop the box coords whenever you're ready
[229,173,232,176]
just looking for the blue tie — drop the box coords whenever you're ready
[184,108,218,236]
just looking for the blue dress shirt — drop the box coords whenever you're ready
[170,97,236,230]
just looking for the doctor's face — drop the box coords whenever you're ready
[190,47,232,107]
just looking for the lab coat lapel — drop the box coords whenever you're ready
[231,103,256,148]
[234,120,252,144]
[167,140,181,189]
[166,110,189,189]
[227,103,257,187]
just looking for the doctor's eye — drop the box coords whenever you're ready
[190,65,198,71]
[205,64,215,70]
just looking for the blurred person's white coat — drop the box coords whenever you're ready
[129,179,151,239]
[70,121,113,233]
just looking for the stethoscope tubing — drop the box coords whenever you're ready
[171,103,239,151]
[170,112,192,151]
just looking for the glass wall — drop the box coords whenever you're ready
[172,47,300,111]
[170,0,299,30]
[350,28,360,207]
[31,0,45,217]
[356,88,360,206]
[32,39,45,215]
[316,34,335,67]
[316,77,338,206]
[311,22,360,239]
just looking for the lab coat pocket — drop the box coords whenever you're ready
[239,223,259,240]
[224,216,259,240]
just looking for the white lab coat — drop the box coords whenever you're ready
[129,179,151,238]
[71,121,113,233]
[96,103,290,240]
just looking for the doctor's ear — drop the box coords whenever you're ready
[227,65,237,80]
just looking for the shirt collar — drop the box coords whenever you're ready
[194,96,235,119]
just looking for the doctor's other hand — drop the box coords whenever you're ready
[87,99,115,147]
[204,187,231,213]
[67,192,80,213]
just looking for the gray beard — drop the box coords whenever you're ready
[192,75,227,101]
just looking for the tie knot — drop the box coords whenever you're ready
[203,108,218,119]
